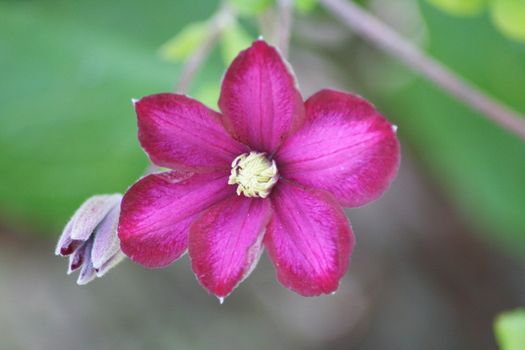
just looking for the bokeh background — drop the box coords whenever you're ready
[1,0,524,349]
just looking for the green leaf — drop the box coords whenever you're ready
[228,0,273,16]
[427,0,488,16]
[490,0,525,42]
[0,0,220,235]
[494,309,525,350]
[220,20,253,64]
[294,0,318,13]
[159,21,210,63]
[194,83,221,110]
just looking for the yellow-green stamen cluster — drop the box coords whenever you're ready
[228,152,278,198]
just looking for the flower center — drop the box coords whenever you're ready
[228,151,278,198]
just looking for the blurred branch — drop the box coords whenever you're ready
[147,19,219,172]
[277,0,293,57]
[151,7,230,174]
[174,7,228,92]
[174,32,218,92]
[320,0,525,140]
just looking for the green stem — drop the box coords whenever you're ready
[320,0,525,140]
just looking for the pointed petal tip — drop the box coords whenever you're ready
[76,269,96,285]
[76,260,97,285]
[56,246,70,256]
[76,278,93,286]
[277,89,400,208]
[189,196,270,302]
[218,296,225,305]
[55,242,65,256]
[56,219,75,256]
[55,248,66,256]
[67,253,84,274]
[94,252,126,277]
[66,257,79,275]
[56,239,82,257]
[265,182,353,297]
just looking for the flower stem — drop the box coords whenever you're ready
[320,0,525,140]
[277,0,294,57]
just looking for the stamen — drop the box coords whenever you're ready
[228,152,278,198]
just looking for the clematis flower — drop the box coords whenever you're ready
[56,194,126,284]
[118,40,400,298]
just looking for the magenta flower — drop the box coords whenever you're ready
[118,40,400,298]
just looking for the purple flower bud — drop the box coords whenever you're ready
[91,204,126,277]
[56,194,125,285]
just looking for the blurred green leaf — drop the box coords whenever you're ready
[0,0,220,234]
[159,21,210,63]
[294,0,318,13]
[494,309,525,350]
[427,0,487,15]
[220,20,253,64]
[194,83,221,110]
[491,0,525,42]
[382,1,525,256]
[228,0,273,16]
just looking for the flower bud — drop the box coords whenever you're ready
[56,194,125,285]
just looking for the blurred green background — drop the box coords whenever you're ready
[1,0,524,349]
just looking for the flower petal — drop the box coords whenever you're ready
[95,251,126,278]
[56,220,82,256]
[264,181,354,296]
[276,89,400,207]
[77,261,97,285]
[189,195,272,298]
[118,170,233,268]
[219,40,305,153]
[67,241,89,274]
[136,93,247,172]
[91,204,121,270]
[55,194,122,255]
[76,239,96,285]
